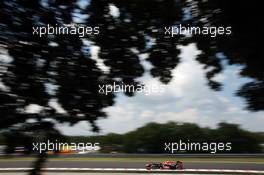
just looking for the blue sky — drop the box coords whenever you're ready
[57,43,264,135]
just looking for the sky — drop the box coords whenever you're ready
[1,1,264,136]
[56,43,264,135]
[56,1,264,135]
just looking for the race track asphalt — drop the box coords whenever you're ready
[0,161,263,170]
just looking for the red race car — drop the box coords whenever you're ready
[145,161,183,170]
[162,161,183,169]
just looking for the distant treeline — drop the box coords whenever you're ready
[68,122,264,153]
[0,122,263,153]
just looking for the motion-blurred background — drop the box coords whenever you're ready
[0,0,263,174]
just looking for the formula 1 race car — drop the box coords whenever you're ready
[145,162,163,170]
[145,161,183,170]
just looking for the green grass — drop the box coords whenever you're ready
[1,157,264,164]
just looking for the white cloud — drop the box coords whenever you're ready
[94,44,264,133]
[140,110,154,119]
[155,108,200,123]
[56,121,93,136]
[109,4,120,18]
[0,48,13,63]
[57,43,264,135]
[99,99,139,134]
[25,104,44,114]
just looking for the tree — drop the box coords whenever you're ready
[0,0,262,174]
[213,123,262,153]
[122,122,262,153]
[191,0,263,110]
